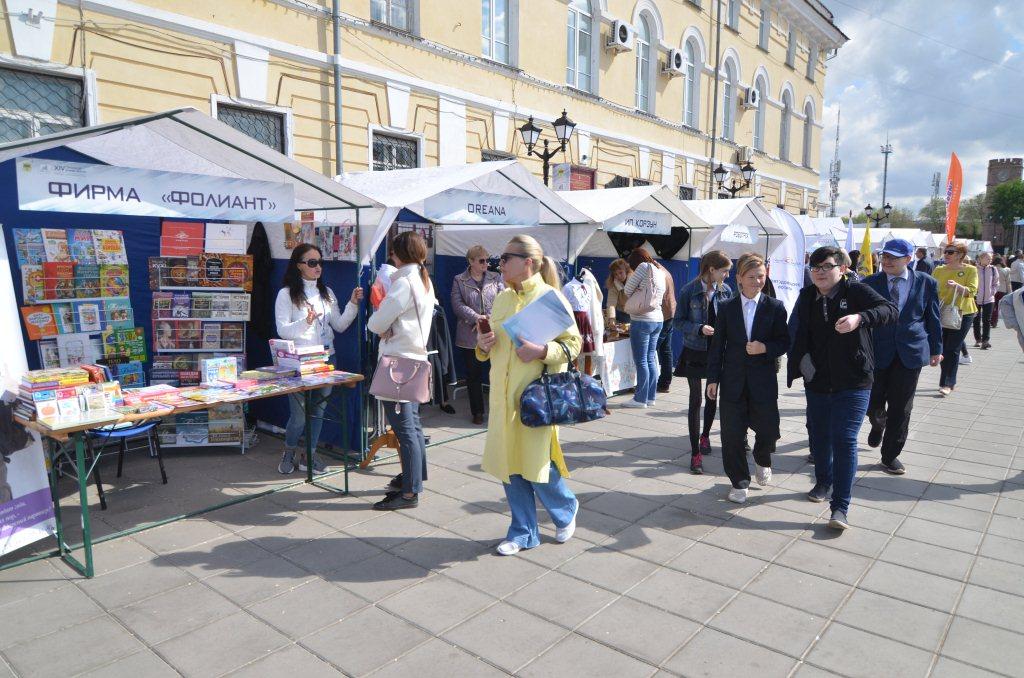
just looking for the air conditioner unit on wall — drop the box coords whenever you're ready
[663,48,686,76]
[737,146,754,163]
[742,87,760,110]
[607,20,634,52]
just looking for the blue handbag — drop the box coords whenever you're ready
[520,342,608,428]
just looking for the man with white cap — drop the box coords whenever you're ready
[861,238,943,474]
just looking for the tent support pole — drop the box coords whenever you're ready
[332,0,344,175]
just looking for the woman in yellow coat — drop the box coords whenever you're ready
[476,235,582,556]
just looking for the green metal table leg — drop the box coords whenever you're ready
[304,390,314,485]
[74,432,95,578]
[47,440,68,561]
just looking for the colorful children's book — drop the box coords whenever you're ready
[41,228,70,262]
[42,262,76,300]
[52,303,76,334]
[21,264,44,303]
[73,301,103,333]
[99,264,129,297]
[160,221,205,256]
[115,361,146,388]
[38,339,60,369]
[92,230,128,264]
[103,298,134,330]
[56,332,99,367]
[74,263,101,298]
[21,305,58,340]
[13,229,46,267]
[67,229,97,264]
[102,327,147,362]
[201,356,238,383]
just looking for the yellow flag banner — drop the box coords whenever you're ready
[859,226,874,276]
[944,152,963,245]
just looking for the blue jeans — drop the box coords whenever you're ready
[503,462,577,549]
[940,313,975,387]
[285,386,332,449]
[384,401,428,494]
[805,388,870,514]
[629,319,662,404]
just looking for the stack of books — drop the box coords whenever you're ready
[17,367,121,421]
[269,340,333,376]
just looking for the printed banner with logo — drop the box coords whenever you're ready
[944,152,963,245]
[768,208,807,317]
[421,188,539,226]
[16,157,294,222]
[605,209,672,235]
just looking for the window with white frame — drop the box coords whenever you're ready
[371,0,413,32]
[721,59,737,141]
[635,15,653,113]
[753,76,767,151]
[726,0,740,30]
[482,0,510,64]
[780,89,793,161]
[786,28,797,67]
[683,38,701,129]
[802,101,814,167]
[806,43,818,81]
[373,132,419,170]
[216,104,286,153]
[758,6,770,50]
[566,0,593,92]
[0,67,85,142]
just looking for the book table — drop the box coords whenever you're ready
[14,372,363,578]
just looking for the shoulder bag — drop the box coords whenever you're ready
[520,342,608,428]
[940,284,963,330]
[623,264,659,316]
[369,292,433,406]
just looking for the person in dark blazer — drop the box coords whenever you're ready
[861,239,943,475]
[706,253,790,504]
[909,247,934,274]
[788,246,897,531]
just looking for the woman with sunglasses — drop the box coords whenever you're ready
[275,244,363,474]
[451,245,504,425]
[476,235,582,555]
[933,241,979,396]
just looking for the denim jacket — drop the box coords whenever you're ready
[672,277,734,351]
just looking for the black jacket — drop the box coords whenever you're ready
[787,277,897,392]
[707,294,790,402]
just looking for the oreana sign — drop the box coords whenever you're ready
[422,188,539,225]
[16,157,294,221]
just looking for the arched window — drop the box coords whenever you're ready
[635,15,652,112]
[753,75,767,150]
[802,101,814,167]
[683,38,701,128]
[780,89,793,161]
[722,59,737,141]
[566,0,593,92]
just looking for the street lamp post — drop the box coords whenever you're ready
[712,160,756,198]
[518,110,576,186]
[864,202,892,227]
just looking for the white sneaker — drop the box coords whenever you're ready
[755,465,772,487]
[938,386,952,396]
[622,399,647,409]
[959,354,972,365]
[646,400,656,407]
[727,487,748,504]
[496,540,521,556]
[556,501,578,543]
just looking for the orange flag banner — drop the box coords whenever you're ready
[944,153,962,244]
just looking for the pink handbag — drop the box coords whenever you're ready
[369,295,433,405]
[623,264,658,315]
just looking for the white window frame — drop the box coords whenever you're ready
[211,95,293,157]
[758,6,771,50]
[635,14,654,113]
[683,38,701,129]
[482,0,517,66]
[780,90,793,161]
[368,125,424,171]
[0,56,98,140]
[753,76,767,151]
[721,59,737,142]
[371,0,419,34]
[566,0,595,93]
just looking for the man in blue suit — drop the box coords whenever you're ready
[862,239,943,474]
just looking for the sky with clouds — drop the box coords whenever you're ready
[818,0,1024,217]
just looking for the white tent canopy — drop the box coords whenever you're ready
[685,198,788,259]
[796,216,841,252]
[879,228,935,249]
[339,161,597,264]
[558,185,710,259]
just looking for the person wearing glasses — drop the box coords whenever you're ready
[476,235,582,556]
[787,246,897,531]
[933,241,979,396]
[275,244,363,475]
[861,239,943,475]
[451,245,504,425]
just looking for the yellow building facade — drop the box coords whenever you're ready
[0,0,845,214]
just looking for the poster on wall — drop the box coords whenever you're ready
[0,224,57,557]
[282,210,356,261]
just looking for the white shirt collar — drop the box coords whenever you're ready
[741,292,761,306]
[887,268,910,283]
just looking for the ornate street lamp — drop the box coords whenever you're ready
[713,159,756,198]
[864,202,893,227]
[518,109,576,186]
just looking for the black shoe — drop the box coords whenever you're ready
[657,385,671,394]
[807,483,830,503]
[881,459,906,475]
[373,493,418,510]
[807,453,815,464]
[388,473,403,490]
[472,414,484,425]
[867,425,884,448]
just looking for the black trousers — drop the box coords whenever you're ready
[973,302,994,343]
[1012,282,1022,291]
[656,321,674,390]
[719,382,779,489]
[459,347,487,417]
[868,357,922,464]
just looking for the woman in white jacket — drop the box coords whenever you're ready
[366,231,436,510]
[274,244,363,474]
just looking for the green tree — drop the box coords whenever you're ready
[918,197,945,231]
[988,180,1024,228]
[887,206,916,227]
[956,192,986,239]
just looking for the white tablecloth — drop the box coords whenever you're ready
[598,337,636,396]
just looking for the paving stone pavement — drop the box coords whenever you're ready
[2,330,1023,677]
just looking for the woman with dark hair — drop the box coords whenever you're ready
[367,231,436,510]
[622,249,668,408]
[274,243,363,474]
